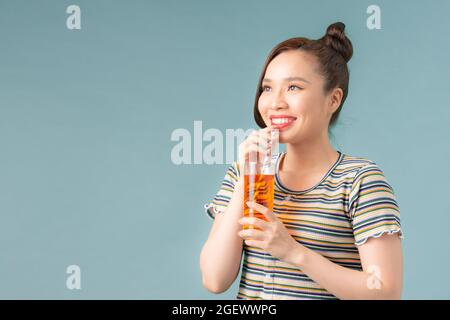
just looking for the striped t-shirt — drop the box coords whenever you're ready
[204,151,403,300]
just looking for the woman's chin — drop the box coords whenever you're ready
[277,132,292,145]
[278,124,295,137]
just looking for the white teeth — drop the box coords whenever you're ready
[272,118,293,124]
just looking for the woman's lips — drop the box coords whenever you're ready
[270,117,297,130]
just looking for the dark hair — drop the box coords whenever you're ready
[253,22,353,129]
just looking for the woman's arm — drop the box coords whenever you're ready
[288,233,403,300]
[200,177,245,294]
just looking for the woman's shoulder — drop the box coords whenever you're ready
[337,152,388,181]
[339,152,377,168]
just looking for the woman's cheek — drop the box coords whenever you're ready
[258,98,269,118]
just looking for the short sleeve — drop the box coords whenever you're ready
[204,162,241,220]
[348,162,404,246]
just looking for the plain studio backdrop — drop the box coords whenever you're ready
[0,0,449,299]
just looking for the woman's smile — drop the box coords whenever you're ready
[269,114,298,131]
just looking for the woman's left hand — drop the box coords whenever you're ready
[238,201,304,265]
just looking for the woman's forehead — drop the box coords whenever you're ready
[265,50,318,80]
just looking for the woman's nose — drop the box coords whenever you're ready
[270,95,288,109]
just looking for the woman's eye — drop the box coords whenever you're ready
[262,85,302,92]
[288,85,302,91]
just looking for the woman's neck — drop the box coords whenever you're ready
[282,137,339,175]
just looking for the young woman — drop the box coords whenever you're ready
[200,22,404,300]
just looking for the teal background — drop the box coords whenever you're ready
[0,0,449,299]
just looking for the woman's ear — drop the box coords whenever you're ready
[327,87,343,115]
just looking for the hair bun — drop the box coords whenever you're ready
[321,22,353,63]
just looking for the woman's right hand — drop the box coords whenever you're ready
[238,127,274,169]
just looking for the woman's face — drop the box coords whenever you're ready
[258,49,340,144]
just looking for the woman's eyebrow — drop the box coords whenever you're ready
[262,76,311,84]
